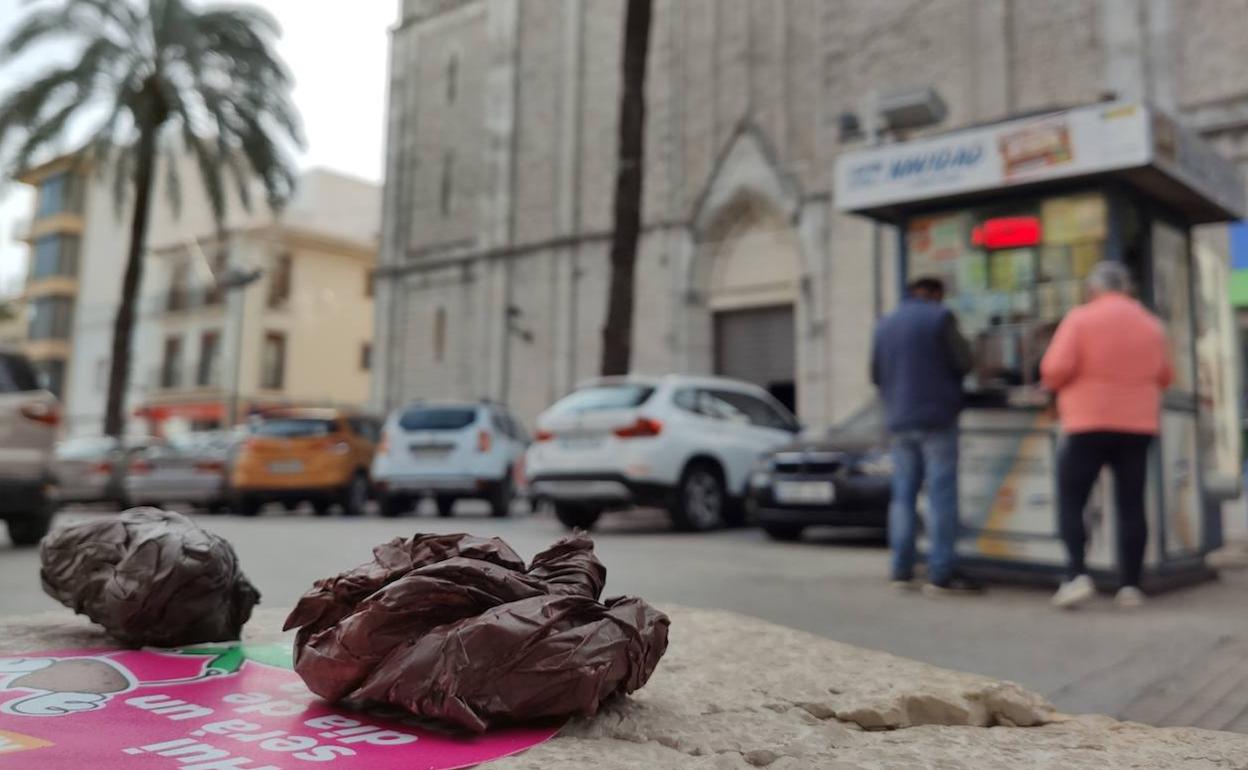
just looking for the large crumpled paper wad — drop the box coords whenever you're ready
[40,508,261,647]
[284,533,669,733]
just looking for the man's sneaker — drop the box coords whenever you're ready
[921,575,984,597]
[890,578,918,592]
[1115,586,1146,609]
[1052,574,1096,609]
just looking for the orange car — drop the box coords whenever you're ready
[230,408,381,517]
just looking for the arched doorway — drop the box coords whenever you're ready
[691,193,803,413]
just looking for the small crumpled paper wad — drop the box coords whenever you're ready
[284,532,669,733]
[40,508,260,647]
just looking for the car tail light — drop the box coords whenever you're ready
[20,401,59,426]
[477,430,492,453]
[129,459,154,476]
[534,429,555,443]
[195,460,226,473]
[89,461,114,476]
[614,417,662,438]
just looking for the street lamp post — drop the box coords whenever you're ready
[217,266,263,428]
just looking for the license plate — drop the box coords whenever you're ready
[267,460,304,474]
[774,480,836,505]
[559,435,603,450]
[410,446,450,458]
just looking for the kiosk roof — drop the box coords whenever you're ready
[834,102,1245,225]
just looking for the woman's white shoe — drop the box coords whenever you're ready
[1115,586,1146,608]
[1052,574,1096,609]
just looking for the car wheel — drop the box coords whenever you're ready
[763,524,805,542]
[237,496,263,517]
[378,494,409,519]
[6,511,53,548]
[671,462,726,532]
[554,503,601,531]
[435,496,456,518]
[489,473,514,518]
[311,499,333,517]
[341,474,369,518]
[281,500,300,513]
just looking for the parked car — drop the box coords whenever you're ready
[748,402,892,541]
[0,347,59,546]
[54,435,161,508]
[124,431,240,511]
[372,401,528,518]
[230,408,381,517]
[527,375,801,532]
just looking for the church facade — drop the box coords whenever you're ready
[374,0,1248,425]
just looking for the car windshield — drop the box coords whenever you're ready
[55,437,117,459]
[253,419,338,438]
[828,403,886,441]
[398,407,478,431]
[548,384,655,416]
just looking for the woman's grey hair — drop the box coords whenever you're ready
[1086,261,1132,294]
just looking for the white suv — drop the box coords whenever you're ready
[527,375,801,532]
[372,401,529,518]
[0,347,60,546]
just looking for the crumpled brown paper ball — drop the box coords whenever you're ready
[40,508,260,647]
[284,533,669,733]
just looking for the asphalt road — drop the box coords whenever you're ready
[3,501,1246,727]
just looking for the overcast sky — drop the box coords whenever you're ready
[0,0,395,291]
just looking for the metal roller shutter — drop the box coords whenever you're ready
[713,305,796,390]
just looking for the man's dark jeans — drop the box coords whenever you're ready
[889,427,959,585]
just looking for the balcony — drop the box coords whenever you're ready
[158,287,227,315]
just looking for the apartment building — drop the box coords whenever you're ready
[11,153,380,436]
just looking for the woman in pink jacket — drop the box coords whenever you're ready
[1040,261,1173,610]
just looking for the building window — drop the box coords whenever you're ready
[261,332,286,390]
[167,261,190,312]
[447,53,459,103]
[27,296,74,340]
[36,173,79,218]
[440,153,454,217]
[360,342,372,371]
[433,306,446,362]
[32,359,66,398]
[198,330,221,388]
[268,253,293,308]
[30,235,80,280]
[160,336,183,389]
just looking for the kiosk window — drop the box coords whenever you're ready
[906,191,1109,398]
[1151,220,1194,394]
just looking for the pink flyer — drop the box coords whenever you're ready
[0,644,561,769]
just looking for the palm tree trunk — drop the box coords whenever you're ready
[599,0,652,377]
[103,127,158,438]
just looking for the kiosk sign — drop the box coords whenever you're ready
[837,103,1160,214]
[0,646,560,770]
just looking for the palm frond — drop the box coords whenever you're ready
[161,138,182,218]
[3,3,134,58]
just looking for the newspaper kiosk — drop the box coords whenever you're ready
[835,102,1245,588]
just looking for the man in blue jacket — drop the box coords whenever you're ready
[871,276,979,596]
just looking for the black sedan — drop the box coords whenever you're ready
[747,404,892,541]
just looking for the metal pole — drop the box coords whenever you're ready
[865,90,885,320]
[227,283,244,427]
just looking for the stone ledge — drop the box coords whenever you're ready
[4,606,1244,768]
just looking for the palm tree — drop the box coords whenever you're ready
[599,0,652,376]
[0,0,302,437]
